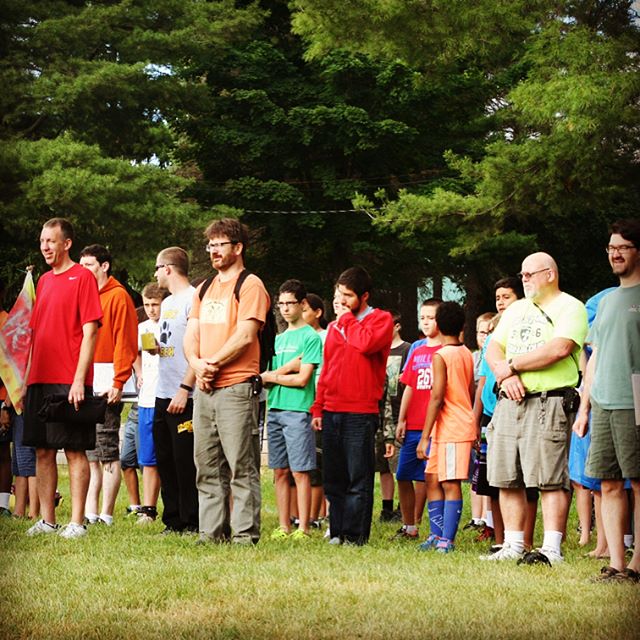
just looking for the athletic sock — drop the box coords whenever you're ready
[442,500,463,542]
[485,509,494,528]
[624,534,633,548]
[99,513,113,525]
[0,492,10,510]
[85,512,99,523]
[382,499,393,512]
[504,530,525,554]
[405,525,417,535]
[542,530,563,555]
[427,500,444,538]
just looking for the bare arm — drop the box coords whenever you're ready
[486,338,525,401]
[184,317,218,391]
[573,347,596,437]
[262,362,315,388]
[207,318,261,368]
[396,384,413,442]
[274,356,302,375]
[473,376,486,425]
[492,337,576,385]
[167,367,196,414]
[69,321,99,410]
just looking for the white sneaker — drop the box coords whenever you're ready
[328,537,342,545]
[26,519,59,536]
[479,541,523,561]
[58,522,88,539]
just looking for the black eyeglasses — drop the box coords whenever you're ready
[155,263,174,271]
[605,244,636,255]
[277,301,300,308]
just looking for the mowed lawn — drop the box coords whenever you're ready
[1,467,638,640]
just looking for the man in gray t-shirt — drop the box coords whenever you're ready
[153,246,198,534]
[573,218,640,583]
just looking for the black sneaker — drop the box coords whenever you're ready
[517,548,563,566]
[379,509,395,523]
[160,526,182,535]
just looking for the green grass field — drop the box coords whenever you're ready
[1,467,638,640]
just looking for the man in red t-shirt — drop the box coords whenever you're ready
[23,218,103,539]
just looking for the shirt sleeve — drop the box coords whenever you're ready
[238,276,269,324]
[399,352,416,387]
[301,331,322,366]
[78,270,103,327]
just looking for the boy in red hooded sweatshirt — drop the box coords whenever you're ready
[311,267,393,545]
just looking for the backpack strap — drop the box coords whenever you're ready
[198,276,215,301]
[199,270,250,303]
[233,269,250,302]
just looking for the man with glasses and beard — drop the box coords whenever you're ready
[184,219,269,545]
[573,219,640,583]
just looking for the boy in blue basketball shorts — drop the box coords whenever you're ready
[133,283,169,524]
[261,280,323,539]
[392,299,442,540]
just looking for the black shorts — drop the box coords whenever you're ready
[474,414,499,499]
[23,384,96,451]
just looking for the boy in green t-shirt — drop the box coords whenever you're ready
[261,280,323,539]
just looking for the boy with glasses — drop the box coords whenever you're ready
[261,280,323,539]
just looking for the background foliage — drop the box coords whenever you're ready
[2,1,639,336]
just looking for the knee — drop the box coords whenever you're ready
[600,480,624,496]
[274,468,290,481]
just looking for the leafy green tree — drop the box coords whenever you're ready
[293,0,640,306]
[174,2,501,329]
[0,0,262,291]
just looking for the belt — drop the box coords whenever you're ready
[523,388,570,399]
[499,388,570,400]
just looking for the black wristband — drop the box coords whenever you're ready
[179,383,193,393]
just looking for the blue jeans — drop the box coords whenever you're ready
[322,411,377,545]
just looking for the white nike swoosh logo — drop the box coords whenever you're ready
[68,276,78,280]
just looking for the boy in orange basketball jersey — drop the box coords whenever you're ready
[417,302,476,553]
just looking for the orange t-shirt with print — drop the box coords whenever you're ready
[190,273,269,388]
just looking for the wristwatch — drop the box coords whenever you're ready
[507,358,519,376]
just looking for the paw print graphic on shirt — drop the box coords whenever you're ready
[160,321,171,345]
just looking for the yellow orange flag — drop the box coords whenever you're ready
[0,270,35,413]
